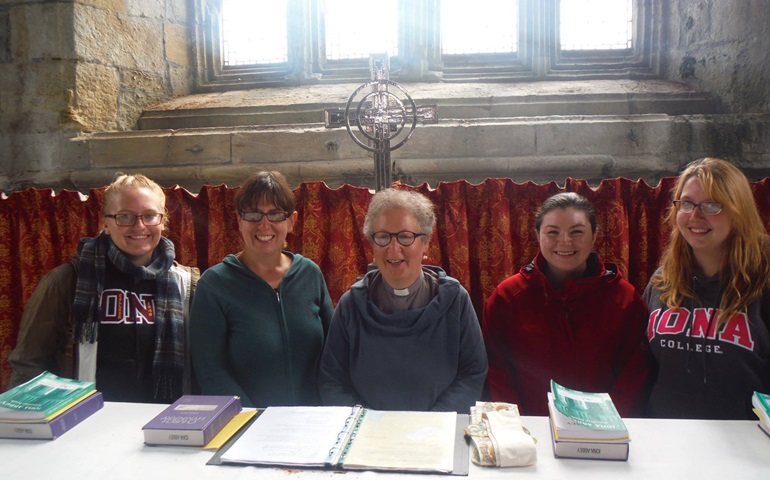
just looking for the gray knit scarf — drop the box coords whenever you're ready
[72,232,184,401]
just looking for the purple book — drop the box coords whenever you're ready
[0,391,104,440]
[142,395,242,446]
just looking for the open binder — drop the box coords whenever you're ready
[208,405,470,475]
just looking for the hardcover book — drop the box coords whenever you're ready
[548,380,630,461]
[0,371,96,421]
[547,415,629,461]
[0,391,104,440]
[752,391,770,437]
[549,380,629,442]
[142,395,242,447]
[209,405,470,475]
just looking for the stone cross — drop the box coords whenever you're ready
[324,54,438,191]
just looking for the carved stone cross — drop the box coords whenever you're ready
[324,54,438,191]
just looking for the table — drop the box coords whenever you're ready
[1,402,768,479]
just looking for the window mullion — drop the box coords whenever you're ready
[196,0,660,89]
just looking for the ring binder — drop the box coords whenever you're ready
[213,406,469,475]
[325,405,363,466]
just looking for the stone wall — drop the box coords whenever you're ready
[0,0,769,192]
[662,1,770,114]
[0,0,193,190]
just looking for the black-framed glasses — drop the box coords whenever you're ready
[104,213,164,226]
[371,231,426,247]
[673,200,723,216]
[240,210,290,223]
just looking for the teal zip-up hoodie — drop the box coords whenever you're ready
[190,253,333,408]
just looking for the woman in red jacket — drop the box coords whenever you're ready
[482,192,654,417]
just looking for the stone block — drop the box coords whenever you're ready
[0,64,21,126]
[71,165,202,191]
[126,0,164,20]
[168,64,194,97]
[118,90,164,130]
[74,6,164,73]
[89,130,231,168]
[165,22,191,67]
[1,131,80,174]
[0,10,10,63]
[121,69,165,94]
[117,71,166,130]
[535,115,671,156]
[11,3,75,61]
[7,61,75,132]
[73,0,126,13]
[232,128,361,163]
[406,121,536,158]
[74,62,120,131]
[166,0,190,24]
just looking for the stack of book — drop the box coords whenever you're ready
[142,395,242,447]
[0,371,103,440]
[547,380,630,461]
[752,391,770,437]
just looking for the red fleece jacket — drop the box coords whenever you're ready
[482,252,654,417]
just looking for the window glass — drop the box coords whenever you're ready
[222,0,288,66]
[441,0,518,55]
[324,0,399,60]
[560,0,633,51]
[198,0,657,87]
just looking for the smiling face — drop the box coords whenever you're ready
[538,207,597,283]
[237,199,296,259]
[103,187,165,266]
[676,176,732,266]
[370,208,429,290]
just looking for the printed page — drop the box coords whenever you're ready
[219,406,356,466]
[341,410,457,473]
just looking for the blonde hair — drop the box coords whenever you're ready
[103,173,167,225]
[652,158,770,326]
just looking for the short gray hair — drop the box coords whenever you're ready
[363,189,436,239]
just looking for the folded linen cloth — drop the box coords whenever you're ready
[465,402,537,467]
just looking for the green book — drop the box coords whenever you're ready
[752,391,770,429]
[0,371,96,421]
[549,380,628,441]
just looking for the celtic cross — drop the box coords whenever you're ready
[324,54,438,191]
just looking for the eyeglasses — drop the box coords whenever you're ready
[240,210,290,223]
[104,213,164,226]
[371,231,426,247]
[673,200,723,216]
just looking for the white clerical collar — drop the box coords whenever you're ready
[393,287,410,297]
[386,272,424,297]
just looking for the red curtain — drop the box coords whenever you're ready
[2,177,770,392]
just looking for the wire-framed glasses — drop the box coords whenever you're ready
[104,213,164,226]
[371,231,426,247]
[673,200,723,216]
[240,210,290,223]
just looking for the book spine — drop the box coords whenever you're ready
[552,439,629,461]
[144,396,242,446]
[0,392,104,440]
[48,392,104,439]
[202,397,242,445]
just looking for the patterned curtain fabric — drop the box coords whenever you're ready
[2,177,769,392]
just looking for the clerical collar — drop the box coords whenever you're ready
[393,286,411,297]
[385,272,424,297]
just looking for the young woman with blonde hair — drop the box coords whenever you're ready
[644,157,770,419]
[10,173,199,402]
